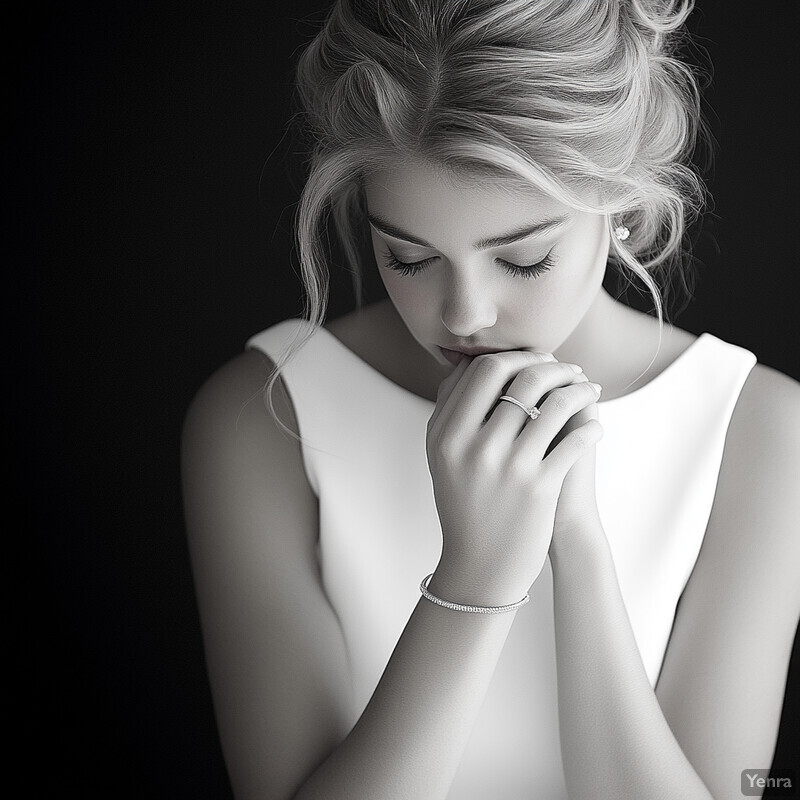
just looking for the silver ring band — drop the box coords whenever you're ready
[498,395,541,420]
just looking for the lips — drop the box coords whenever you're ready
[439,345,504,365]
[441,345,505,356]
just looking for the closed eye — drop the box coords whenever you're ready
[379,247,556,280]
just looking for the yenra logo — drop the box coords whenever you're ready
[741,769,796,796]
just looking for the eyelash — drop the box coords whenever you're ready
[379,247,556,280]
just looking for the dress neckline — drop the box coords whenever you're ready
[314,323,707,408]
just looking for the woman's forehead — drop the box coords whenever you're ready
[362,159,576,235]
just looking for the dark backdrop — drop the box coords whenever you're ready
[8,1,798,796]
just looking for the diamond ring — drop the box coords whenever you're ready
[498,395,541,420]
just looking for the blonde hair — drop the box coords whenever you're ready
[262,0,712,440]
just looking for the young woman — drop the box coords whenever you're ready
[180,2,800,798]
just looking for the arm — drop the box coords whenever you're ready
[181,351,353,800]
[548,364,800,800]
[293,570,521,800]
[181,350,527,800]
[550,534,715,799]
[654,365,800,798]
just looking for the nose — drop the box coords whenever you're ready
[439,276,497,337]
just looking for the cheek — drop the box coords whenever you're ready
[510,227,606,335]
[372,237,429,317]
[380,272,428,321]
[552,219,607,301]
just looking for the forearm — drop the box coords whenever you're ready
[292,564,523,800]
[549,530,713,800]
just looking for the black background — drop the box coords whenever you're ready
[8,1,798,796]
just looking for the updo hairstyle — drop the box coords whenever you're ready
[262,0,711,440]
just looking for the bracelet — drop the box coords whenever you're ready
[419,573,530,614]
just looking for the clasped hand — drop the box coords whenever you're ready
[426,350,603,604]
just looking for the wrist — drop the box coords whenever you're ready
[428,560,531,608]
[549,519,611,575]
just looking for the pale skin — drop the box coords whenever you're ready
[180,156,800,799]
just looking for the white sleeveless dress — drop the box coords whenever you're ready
[246,318,757,799]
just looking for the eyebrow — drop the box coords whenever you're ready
[366,212,569,250]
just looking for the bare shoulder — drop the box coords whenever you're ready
[705,358,800,564]
[725,360,800,456]
[739,359,800,407]
[182,347,301,445]
[180,345,316,558]
[180,347,315,551]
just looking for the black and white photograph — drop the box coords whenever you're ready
[10,1,799,798]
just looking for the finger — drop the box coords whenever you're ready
[434,351,556,437]
[478,362,587,443]
[513,380,601,461]
[545,401,597,456]
[428,352,473,430]
[540,417,604,483]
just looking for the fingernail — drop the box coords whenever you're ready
[537,352,556,361]
[567,363,583,373]
[589,382,602,395]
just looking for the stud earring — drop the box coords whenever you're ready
[614,224,630,241]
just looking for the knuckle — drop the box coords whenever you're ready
[519,351,554,363]
[568,419,603,448]
[516,366,544,390]
[474,354,505,381]
[550,387,571,411]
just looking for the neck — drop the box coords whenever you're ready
[553,289,670,399]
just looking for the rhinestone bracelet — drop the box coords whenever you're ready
[419,573,530,614]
